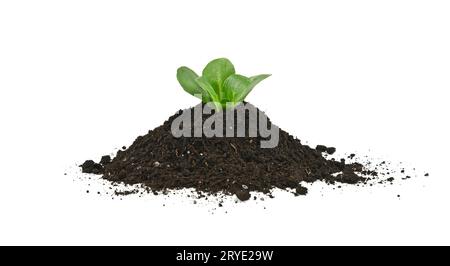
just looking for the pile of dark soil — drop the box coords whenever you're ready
[81,103,376,200]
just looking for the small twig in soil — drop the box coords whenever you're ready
[230,143,238,153]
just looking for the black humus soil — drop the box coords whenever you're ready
[81,103,373,200]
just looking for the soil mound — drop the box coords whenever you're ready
[81,103,371,199]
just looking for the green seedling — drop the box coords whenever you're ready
[177,58,270,111]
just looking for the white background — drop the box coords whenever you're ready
[1,1,449,245]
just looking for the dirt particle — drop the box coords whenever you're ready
[80,160,103,174]
[100,155,111,165]
[295,185,308,196]
[235,189,251,201]
[316,145,327,152]
[326,147,336,155]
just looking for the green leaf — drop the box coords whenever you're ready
[223,74,251,103]
[236,74,271,102]
[177,66,210,102]
[195,77,222,111]
[177,66,201,97]
[202,58,235,99]
[249,74,271,84]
